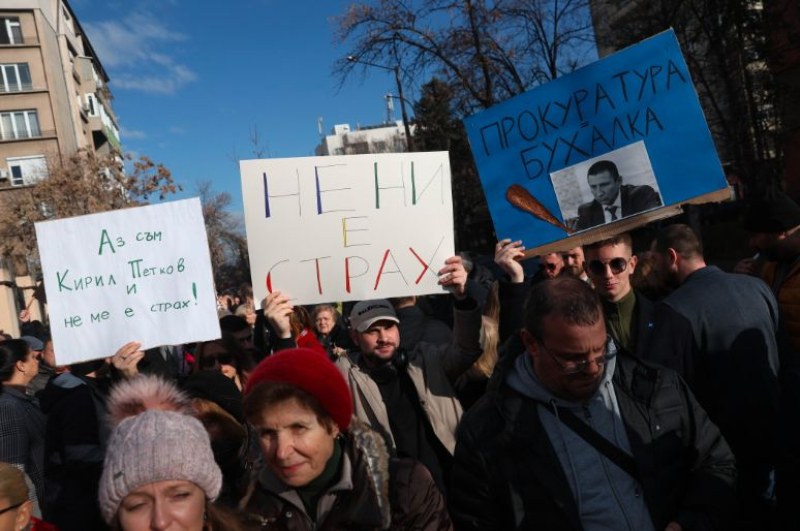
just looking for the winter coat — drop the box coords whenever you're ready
[335,301,482,454]
[449,343,737,531]
[0,385,46,503]
[241,420,452,530]
[38,373,110,530]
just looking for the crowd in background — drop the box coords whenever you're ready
[0,189,797,530]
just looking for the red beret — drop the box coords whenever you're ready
[244,348,353,431]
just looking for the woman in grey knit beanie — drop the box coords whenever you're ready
[98,375,239,531]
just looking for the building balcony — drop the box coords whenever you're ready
[0,129,55,142]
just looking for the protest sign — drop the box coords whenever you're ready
[35,198,220,364]
[240,152,454,305]
[465,29,728,251]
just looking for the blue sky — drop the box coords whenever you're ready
[73,0,408,212]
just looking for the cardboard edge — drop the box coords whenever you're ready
[523,187,732,257]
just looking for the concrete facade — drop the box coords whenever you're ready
[0,0,119,336]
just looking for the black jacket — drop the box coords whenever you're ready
[576,184,662,230]
[449,345,736,531]
[396,305,452,351]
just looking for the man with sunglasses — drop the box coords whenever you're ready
[583,234,689,359]
[450,276,736,531]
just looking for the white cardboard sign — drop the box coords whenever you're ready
[240,152,455,305]
[35,198,221,364]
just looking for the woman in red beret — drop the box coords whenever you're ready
[240,348,453,530]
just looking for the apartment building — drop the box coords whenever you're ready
[315,121,414,156]
[0,0,119,336]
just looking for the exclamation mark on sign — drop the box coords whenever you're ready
[192,282,197,305]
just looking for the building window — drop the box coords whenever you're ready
[0,63,31,92]
[86,93,97,116]
[0,17,22,45]
[0,110,40,140]
[7,155,48,186]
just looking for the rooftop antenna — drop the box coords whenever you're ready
[317,116,324,138]
[385,93,395,124]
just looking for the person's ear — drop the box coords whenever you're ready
[667,248,679,268]
[14,500,32,531]
[628,254,638,273]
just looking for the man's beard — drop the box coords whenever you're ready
[362,344,397,368]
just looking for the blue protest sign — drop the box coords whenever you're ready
[465,29,727,247]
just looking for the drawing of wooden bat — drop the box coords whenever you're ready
[506,184,573,234]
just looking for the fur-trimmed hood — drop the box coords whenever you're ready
[345,417,392,528]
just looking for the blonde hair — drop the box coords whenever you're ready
[473,315,499,378]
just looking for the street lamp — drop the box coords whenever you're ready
[347,55,415,152]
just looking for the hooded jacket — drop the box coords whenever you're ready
[241,419,452,530]
[449,337,737,531]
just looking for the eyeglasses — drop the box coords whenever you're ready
[0,502,23,516]
[544,263,559,271]
[199,352,235,369]
[538,336,617,375]
[587,257,628,276]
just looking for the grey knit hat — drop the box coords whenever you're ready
[98,406,223,523]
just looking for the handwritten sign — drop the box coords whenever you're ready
[465,29,728,249]
[240,152,454,305]
[35,198,220,364]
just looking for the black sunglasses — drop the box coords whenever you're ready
[199,352,235,369]
[588,257,628,276]
[544,263,559,271]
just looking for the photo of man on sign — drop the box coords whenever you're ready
[551,141,664,232]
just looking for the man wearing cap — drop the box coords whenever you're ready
[263,255,481,492]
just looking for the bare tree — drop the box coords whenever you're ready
[0,149,180,261]
[196,181,250,289]
[335,0,594,113]
[593,0,781,189]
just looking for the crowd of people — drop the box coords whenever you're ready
[0,188,797,530]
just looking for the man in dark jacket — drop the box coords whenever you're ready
[576,160,661,230]
[449,276,736,531]
[652,223,780,529]
[584,234,695,373]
